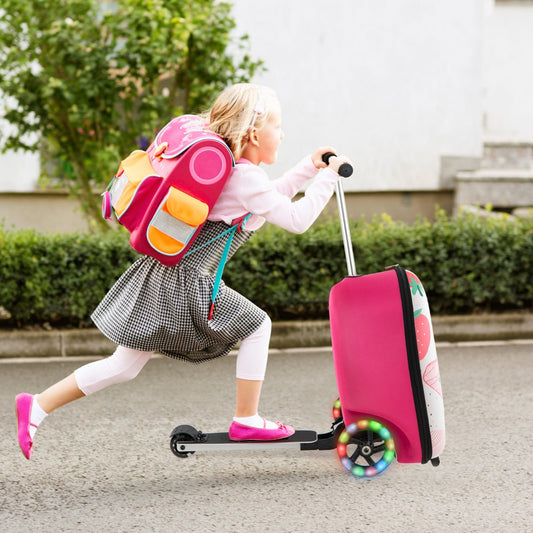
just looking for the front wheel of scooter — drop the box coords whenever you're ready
[170,425,199,458]
[336,419,395,478]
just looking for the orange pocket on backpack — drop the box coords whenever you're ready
[147,187,209,256]
[164,188,209,226]
[112,151,160,218]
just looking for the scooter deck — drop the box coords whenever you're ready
[176,430,318,453]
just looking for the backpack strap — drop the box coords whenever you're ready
[208,213,253,320]
[184,214,253,321]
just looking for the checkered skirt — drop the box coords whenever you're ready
[91,220,266,363]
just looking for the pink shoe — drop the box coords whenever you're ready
[229,419,295,441]
[15,393,35,459]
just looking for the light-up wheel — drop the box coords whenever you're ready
[332,398,342,420]
[337,419,395,478]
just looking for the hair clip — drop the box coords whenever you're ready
[249,92,265,131]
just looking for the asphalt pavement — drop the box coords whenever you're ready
[1,340,532,532]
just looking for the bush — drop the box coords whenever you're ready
[0,228,138,327]
[1,210,532,327]
[225,210,533,319]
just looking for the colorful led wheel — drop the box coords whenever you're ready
[332,398,342,420]
[337,419,395,478]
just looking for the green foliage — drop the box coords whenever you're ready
[0,211,532,328]
[226,209,533,318]
[0,0,263,228]
[0,227,138,327]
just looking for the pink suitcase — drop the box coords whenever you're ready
[329,179,445,477]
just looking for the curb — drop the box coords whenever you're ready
[271,313,533,347]
[1,312,532,359]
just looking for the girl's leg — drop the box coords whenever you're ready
[37,345,154,411]
[235,315,272,385]
[234,315,270,419]
[37,374,85,414]
[16,346,153,459]
[231,316,294,440]
[235,378,263,418]
[73,345,154,396]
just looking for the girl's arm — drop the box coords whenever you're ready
[272,146,336,199]
[271,156,318,199]
[241,165,339,234]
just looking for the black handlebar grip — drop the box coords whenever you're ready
[321,152,336,165]
[321,152,353,178]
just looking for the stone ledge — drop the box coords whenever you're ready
[1,313,532,359]
[456,169,533,180]
[455,169,533,208]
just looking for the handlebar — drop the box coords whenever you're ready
[321,152,353,178]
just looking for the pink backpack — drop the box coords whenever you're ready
[102,115,234,267]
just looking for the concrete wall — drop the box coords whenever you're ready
[0,191,90,233]
[3,0,531,230]
[483,0,533,141]
[1,0,485,197]
[0,189,454,233]
[231,0,485,192]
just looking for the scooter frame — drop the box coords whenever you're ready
[169,411,407,479]
[170,418,344,457]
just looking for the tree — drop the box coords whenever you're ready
[0,0,263,230]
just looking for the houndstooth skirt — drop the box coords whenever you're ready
[91,220,266,363]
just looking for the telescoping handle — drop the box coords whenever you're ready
[322,152,357,277]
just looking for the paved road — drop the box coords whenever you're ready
[1,342,532,533]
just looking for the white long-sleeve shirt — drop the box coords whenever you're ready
[208,156,339,233]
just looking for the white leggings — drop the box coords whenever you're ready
[74,316,272,395]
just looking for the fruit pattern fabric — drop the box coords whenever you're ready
[407,271,446,458]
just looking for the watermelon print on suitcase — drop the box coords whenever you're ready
[329,266,445,473]
[408,270,445,458]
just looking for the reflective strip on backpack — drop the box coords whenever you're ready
[109,173,129,209]
[151,209,197,244]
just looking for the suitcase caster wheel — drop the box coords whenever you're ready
[170,425,199,458]
[337,419,395,478]
[332,398,342,420]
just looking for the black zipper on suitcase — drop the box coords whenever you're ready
[395,266,432,464]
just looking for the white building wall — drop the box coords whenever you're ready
[231,0,485,191]
[0,153,40,191]
[7,0,530,192]
[0,115,40,191]
[483,1,533,141]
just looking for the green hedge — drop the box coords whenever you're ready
[0,228,138,327]
[1,210,532,327]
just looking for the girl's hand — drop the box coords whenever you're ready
[312,146,338,169]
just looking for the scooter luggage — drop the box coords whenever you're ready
[329,177,445,476]
[169,155,444,480]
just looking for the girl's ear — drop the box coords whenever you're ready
[247,128,260,147]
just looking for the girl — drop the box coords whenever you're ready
[16,83,349,459]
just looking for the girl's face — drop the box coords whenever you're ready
[255,100,284,165]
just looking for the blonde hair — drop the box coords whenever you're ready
[207,83,278,160]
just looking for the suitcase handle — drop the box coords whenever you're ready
[322,152,357,276]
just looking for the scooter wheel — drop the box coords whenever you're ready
[170,424,199,458]
[336,419,395,478]
[332,398,342,420]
